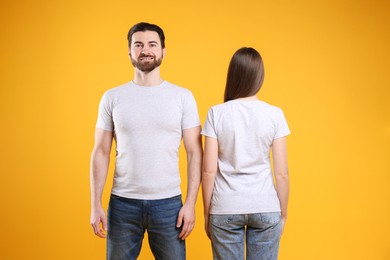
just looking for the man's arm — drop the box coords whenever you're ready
[272,137,289,235]
[176,126,202,240]
[90,128,113,238]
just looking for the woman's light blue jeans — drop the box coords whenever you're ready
[107,194,185,260]
[210,213,281,260]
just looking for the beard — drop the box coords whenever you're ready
[130,53,163,72]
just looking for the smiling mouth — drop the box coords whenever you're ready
[139,56,154,61]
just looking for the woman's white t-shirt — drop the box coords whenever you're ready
[201,99,290,214]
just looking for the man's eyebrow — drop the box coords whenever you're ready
[133,41,159,45]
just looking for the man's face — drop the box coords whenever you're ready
[129,30,165,72]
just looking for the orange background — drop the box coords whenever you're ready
[0,0,389,259]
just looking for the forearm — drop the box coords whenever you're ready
[272,137,289,219]
[90,149,110,208]
[202,170,215,217]
[201,136,218,217]
[90,126,113,237]
[184,150,202,206]
[275,173,289,218]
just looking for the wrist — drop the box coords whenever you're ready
[91,200,103,209]
[183,197,197,207]
[183,201,196,209]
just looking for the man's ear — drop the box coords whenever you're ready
[162,48,166,58]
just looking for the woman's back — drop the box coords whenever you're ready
[202,99,290,214]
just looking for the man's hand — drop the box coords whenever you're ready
[90,206,108,238]
[176,203,195,240]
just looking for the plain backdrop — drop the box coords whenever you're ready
[0,0,389,259]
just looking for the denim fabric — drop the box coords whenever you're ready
[107,194,185,260]
[210,213,281,260]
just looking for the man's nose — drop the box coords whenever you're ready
[141,45,150,54]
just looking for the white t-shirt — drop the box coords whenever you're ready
[96,81,200,199]
[201,99,290,214]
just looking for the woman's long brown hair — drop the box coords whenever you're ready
[224,47,264,102]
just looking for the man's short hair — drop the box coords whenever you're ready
[127,22,165,48]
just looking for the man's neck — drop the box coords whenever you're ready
[133,68,163,86]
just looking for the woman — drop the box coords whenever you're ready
[201,47,290,260]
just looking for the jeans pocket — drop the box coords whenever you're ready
[260,212,281,225]
[210,214,239,227]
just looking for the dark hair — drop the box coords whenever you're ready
[224,47,265,102]
[127,22,165,48]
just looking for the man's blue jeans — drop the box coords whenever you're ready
[210,213,281,260]
[107,194,185,260]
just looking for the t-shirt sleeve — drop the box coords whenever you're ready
[182,91,201,129]
[201,108,217,139]
[96,92,114,131]
[274,108,290,139]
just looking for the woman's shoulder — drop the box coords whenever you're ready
[254,100,285,113]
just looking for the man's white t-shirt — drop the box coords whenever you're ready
[96,81,200,200]
[201,99,290,214]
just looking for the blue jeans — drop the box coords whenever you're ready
[107,194,185,260]
[210,213,281,260]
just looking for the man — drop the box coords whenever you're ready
[90,22,202,260]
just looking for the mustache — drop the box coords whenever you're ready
[138,54,155,59]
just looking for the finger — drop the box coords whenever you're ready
[179,218,191,239]
[97,225,107,238]
[180,229,189,240]
[92,219,101,234]
[102,216,108,231]
[99,231,107,238]
[180,223,194,240]
[92,220,106,238]
[176,213,183,228]
[91,223,98,235]
[187,224,195,238]
[179,221,189,239]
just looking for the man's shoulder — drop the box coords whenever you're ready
[104,82,131,95]
[99,82,132,101]
[164,81,193,95]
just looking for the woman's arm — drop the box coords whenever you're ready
[272,136,289,234]
[201,136,218,239]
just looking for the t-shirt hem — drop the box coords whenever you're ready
[210,208,281,215]
[274,131,291,139]
[96,125,113,132]
[201,131,217,139]
[111,191,182,200]
[182,123,201,130]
